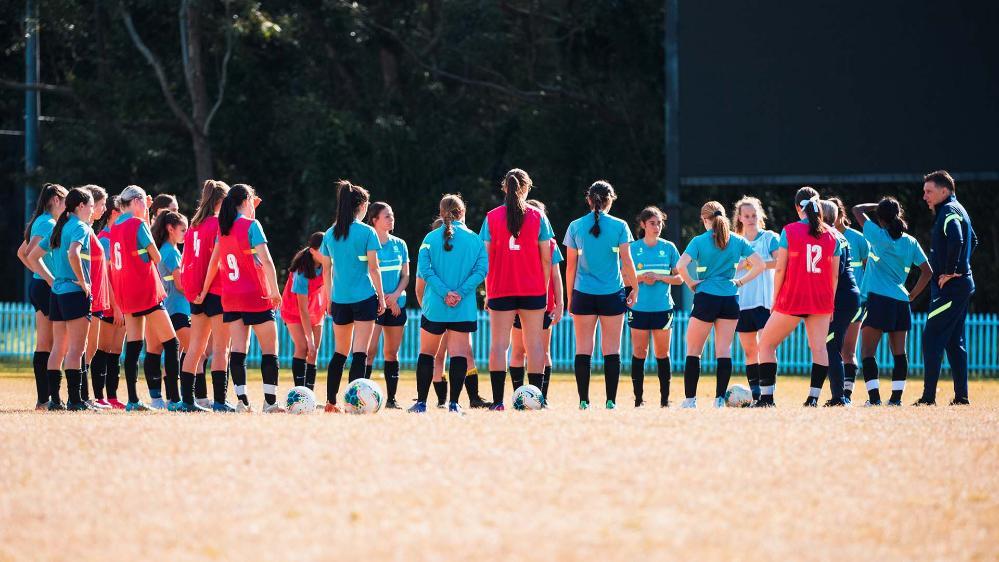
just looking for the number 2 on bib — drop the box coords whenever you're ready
[805,244,822,273]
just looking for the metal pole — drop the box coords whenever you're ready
[664,0,684,307]
[23,0,39,302]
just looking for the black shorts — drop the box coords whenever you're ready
[100,314,115,325]
[736,306,771,333]
[513,312,554,331]
[190,292,224,317]
[420,315,477,335]
[862,293,911,332]
[29,278,52,316]
[223,309,275,326]
[375,308,407,327]
[132,302,165,317]
[570,289,627,317]
[49,291,92,322]
[690,293,740,323]
[170,313,192,331]
[488,294,547,311]
[331,295,379,325]
[628,309,674,331]
[851,301,868,324]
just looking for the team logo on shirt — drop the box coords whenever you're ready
[659,250,666,256]
[637,263,644,270]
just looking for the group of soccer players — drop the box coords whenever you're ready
[16,168,977,413]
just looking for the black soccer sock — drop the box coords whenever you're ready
[715,357,732,399]
[305,363,317,391]
[542,365,552,400]
[33,351,50,404]
[433,379,447,405]
[509,366,525,392]
[80,355,90,402]
[90,350,107,400]
[194,357,208,400]
[124,340,143,403]
[759,362,778,403]
[657,357,672,406]
[890,354,908,402]
[631,356,646,403]
[180,371,196,405]
[808,363,826,400]
[326,352,347,404]
[843,362,857,400]
[348,352,367,382]
[364,364,373,380]
[448,357,468,405]
[211,370,228,404]
[230,351,249,405]
[746,363,761,401]
[527,372,544,390]
[573,354,591,403]
[604,354,621,403]
[163,337,181,403]
[143,351,162,399]
[415,353,434,403]
[384,360,400,400]
[862,356,881,403]
[490,370,506,404]
[683,356,700,399]
[463,369,480,399]
[292,357,307,388]
[66,369,81,404]
[106,352,121,400]
[261,354,279,405]
[47,369,63,405]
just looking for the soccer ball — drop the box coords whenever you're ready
[512,384,544,411]
[724,384,753,407]
[343,379,384,414]
[286,386,317,414]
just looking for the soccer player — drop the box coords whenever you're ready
[151,211,192,410]
[81,185,112,409]
[563,180,639,410]
[17,183,66,409]
[363,202,409,409]
[409,194,488,414]
[149,193,179,218]
[917,170,977,406]
[94,196,127,409]
[197,184,284,412]
[731,196,779,402]
[280,232,326,392]
[628,206,681,407]
[851,197,932,406]
[481,169,555,410]
[318,181,385,413]
[676,202,765,408]
[829,197,869,401]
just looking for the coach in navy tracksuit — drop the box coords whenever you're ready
[917,170,977,406]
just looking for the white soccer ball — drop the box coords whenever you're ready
[286,386,317,414]
[512,384,544,411]
[343,378,384,414]
[724,384,753,407]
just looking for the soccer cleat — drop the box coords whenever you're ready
[468,395,493,409]
[753,398,775,408]
[605,400,616,410]
[578,401,589,410]
[886,399,902,407]
[195,398,213,410]
[714,397,726,408]
[167,401,184,412]
[149,397,168,410]
[407,401,427,414]
[803,397,818,407]
[324,402,342,413]
[35,401,48,411]
[950,397,970,406]
[489,403,505,412]
[125,401,151,412]
[236,400,253,413]
[385,398,401,410]
[261,402,286,414]
[448,402,464,416]
[436,401,446,409]
[680,398,696,409]
[177,402,210,413]
[823,397,850,407]
[212,402,237,413]
[634,399,644,408]
[47,401,65,411]
[660,401,670,408]
[912,398,936,407]
[863,399,881,407]
[66,401,94,412]
[90,399,111,410]
[107,399,127,410]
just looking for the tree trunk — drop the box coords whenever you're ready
[185,0,213,183]
[191,130,213,187]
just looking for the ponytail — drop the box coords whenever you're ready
[439,194,465,252]
[586,180,617,237]
[700,201,730,249]
[333,180,370,240]
[24,183,68,242]
[151,211,188,249]
[795,186,825,238]
[219,184,253,236]
[192,180,230,227]
[502,169,531,237]
[876,197,907,240]
[50,188,93,250]
[288,231,325,278]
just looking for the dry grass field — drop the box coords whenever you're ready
[1,371,997,562]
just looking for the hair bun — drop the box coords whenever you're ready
[714,210,723,217]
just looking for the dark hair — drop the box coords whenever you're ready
[876,197,907,240]
[219,183,255,236]
[192,180,230,227]
[828,196,850,227]
[50,188,93,250]
[80,184,107,204]
[924,170,956,192]
[151,210,188,249]
[333,180,370,240]
[24,183,68,242]
[150,194,178,218]
[795,186,825,238]
[636,206,666,238]
[586,180,617,237]
[439,194,465,251]
[502,169,532,238]
[289,232,325,279]
[94,195,121,232]
[366,201,391,228]
[701,201,730,249]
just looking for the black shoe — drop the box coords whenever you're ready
[844,390,853,401]
[66,400,93,412]
[47,400,66,411]
[634,399,644,408]
[660,401,670,408]
[802,397,818,407]
[436,401,446,409]
[468,395,493,409]
[753,398,776,408]
[385,398,401,410]
[912,397,936,406]
[950,397,970,406]
[886,399,902,407]
[823,397,848,407]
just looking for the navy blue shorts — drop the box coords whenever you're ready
[170,313,192,331]
[420,315,477,335]
[132,302,165,318]
[513,312,554,331]
[851,301,868,324]
[49,291,92,322]
[223,309,275,326]
[331,295,378,325]
[628,309,674,331]
[736,306,771,333]
[190,292,224,317]
[570,289,627,317]
[375,308,407,327]
[691,293,740,323]
[488,294,546,311]
[862,293,911,332]
[29,278,52,317]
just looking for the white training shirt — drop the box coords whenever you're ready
[737,230,779,310]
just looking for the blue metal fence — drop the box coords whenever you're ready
[1,302,995,375]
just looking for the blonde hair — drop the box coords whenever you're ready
[731,196,767,234]
[701,201,730,249]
